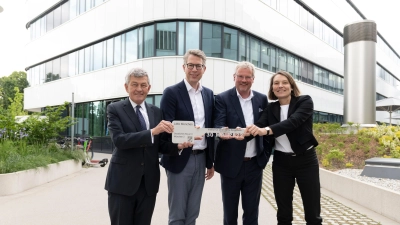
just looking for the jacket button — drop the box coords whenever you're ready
[141,163,144,166]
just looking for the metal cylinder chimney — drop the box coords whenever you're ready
[343,20,377,127]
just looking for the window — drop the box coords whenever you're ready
[223,27,238,61]
[84,46,92,72]
[239,33,247,61]
[126,30,138,61]
[157,22,177,56]
[144,25,155,58]
[93,42,103,70]
[250,37,260,67]
[178,22,185,55]
[60,55,69,78]
[114,35,122,65]
[53,6,62,28]
[78,49,85,74]
[185,22,200,51]
[61,1,70,24]
[46,11,54,31]
[278,49,286,71]
[202,23,222,57]
[106,38,114,67]
[45,61,53,83]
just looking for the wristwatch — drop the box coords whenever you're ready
[264,127,270,135]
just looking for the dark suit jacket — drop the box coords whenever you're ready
[104,99,178,196]
[160,80,214,173]
[255,95,318,155]
[214,87,270,178]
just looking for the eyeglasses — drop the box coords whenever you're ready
[186,64,204,70]
[235,75,253,80]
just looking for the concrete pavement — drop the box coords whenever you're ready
[0,152,398,224]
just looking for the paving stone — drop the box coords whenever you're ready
[261,165,380,225]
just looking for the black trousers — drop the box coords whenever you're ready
[108,176,157,225]
[272,149,323,225]
[221,158,263,225]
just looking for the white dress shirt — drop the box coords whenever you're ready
[236,90,257,158]
[274,104,294,153]
[184,79,207,150]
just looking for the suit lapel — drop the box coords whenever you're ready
[272,101,280,122]
[288,96,298,117]
[201,89,209,127]
[229,88,246,127]
[178,80,195,121]
[145,102,155,129]
[123,99,141,131]
[252,94,261,123]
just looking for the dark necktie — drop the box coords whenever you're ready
[136,105,147,131]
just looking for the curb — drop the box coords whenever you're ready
[0,159,82,196]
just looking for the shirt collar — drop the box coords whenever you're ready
[128,98,146,112]
[236,89,254,100]
[184,79,203,92]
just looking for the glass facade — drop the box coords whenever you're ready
[260,0,400,67]
[28,20,347,95]
[313,110,343,124]
[30,0,106,40]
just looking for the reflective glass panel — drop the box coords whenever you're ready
[250,37,260,67]
[45,61,53,83]
[84,46,92,72]
[69,52,76,76]
[106,38,114,67]
[70,0,77,19]
[61,1,70,24]
[53,6,61,28]
[52,57,61,81]
[185,22,199,51]
[114,35,122,65]
[223,27,238,61]
[202,23,221,57]
[46,11,54,31]
[126,30,138,62]
[178,22,184,55]
[60,55,69,78]
[93,42,103,70]
[144,25,154,58]
[157,22,177,56]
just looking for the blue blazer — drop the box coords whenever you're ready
[160,80,215,173]
[214,87,271,178]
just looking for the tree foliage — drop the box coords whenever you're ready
[0,71,29,109]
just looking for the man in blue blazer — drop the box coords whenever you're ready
[105,68,178,225]
[214,62,271,225]
[160,49,215,225]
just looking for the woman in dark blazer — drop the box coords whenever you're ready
[247,71,323,225]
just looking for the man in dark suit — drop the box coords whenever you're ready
[160,49,215,225]
[214,62,270,225]
[105,68,179,225]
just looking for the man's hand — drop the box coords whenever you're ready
[205,167,214,180]
[177,141,193,150]
[219,127,232,140]
[232,127,245,140]
[151,120,174,136]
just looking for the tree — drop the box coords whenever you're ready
[0,71,29,109]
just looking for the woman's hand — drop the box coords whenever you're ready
[246,125,267,136]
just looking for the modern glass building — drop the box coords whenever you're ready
[24,0,400,152]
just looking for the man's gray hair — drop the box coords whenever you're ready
[183,49,207,66]
[125,68,150,85]
[234,61,255,77]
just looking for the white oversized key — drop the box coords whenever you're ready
[172,121,244,144]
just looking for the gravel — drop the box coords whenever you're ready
[335,169,400,193]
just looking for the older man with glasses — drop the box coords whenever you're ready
[160,49,215,225]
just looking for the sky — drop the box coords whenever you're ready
[0,0,399,78]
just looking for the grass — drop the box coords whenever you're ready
[0,140,85,174]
